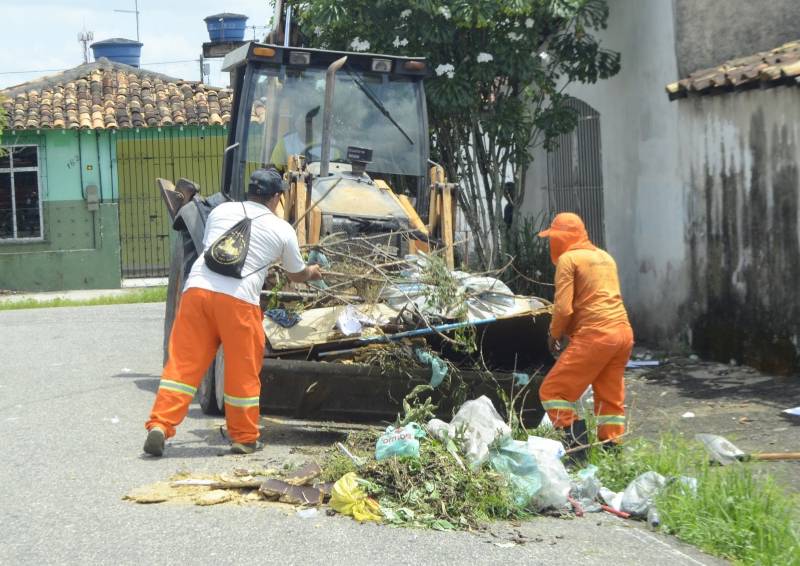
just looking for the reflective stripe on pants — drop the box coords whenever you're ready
[539,325,633,441]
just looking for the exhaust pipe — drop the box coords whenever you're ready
[319,56,347,177]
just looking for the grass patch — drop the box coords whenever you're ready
[659,465,800,565]
[591,433,800,565]
[0,287,167,311]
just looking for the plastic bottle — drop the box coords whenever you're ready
[647,506,660,529]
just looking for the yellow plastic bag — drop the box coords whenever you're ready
[329,472,382,522]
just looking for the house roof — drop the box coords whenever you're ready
[666,39,800,100]
[0,58,232,130]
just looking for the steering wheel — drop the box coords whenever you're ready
[302,142,346,163]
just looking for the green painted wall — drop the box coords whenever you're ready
[0,130,121,291]
[0,202,120,291]
[0,125,226,290]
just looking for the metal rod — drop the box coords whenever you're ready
[319,56,347,177]
[283,5,292,47]
[356,316,498,344]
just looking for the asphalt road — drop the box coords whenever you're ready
[0,303,727,566]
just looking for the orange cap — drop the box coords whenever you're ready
[537,212,587,238]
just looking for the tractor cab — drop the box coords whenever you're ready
[219,43,433,221]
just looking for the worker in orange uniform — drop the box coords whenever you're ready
[143,168,322,457]
[537,212,633,460]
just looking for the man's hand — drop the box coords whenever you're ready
[548,335,563,358]
[305,264,323,281]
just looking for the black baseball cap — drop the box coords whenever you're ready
[248,168,284,196]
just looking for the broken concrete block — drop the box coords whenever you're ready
[259,479,291,500]
[281,485,324,506]
[195,490,234,506]
[284,461,323,486]
[259,478,323,505]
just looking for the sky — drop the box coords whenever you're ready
[0,0,274,90]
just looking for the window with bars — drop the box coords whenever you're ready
[0,145,43,240]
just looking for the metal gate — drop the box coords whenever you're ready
[116,126,227,278]
[546,97,605,247]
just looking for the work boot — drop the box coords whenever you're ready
[564,419,589,466]
[230,440,264,455]
[143,426,166,457]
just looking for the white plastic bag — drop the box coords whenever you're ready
[427,395,511,468]
[620,471,667,516]
[526,436,566,460]
[529,448,570,510]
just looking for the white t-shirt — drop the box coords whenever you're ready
[184,201,306,305]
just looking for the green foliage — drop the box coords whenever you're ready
[420,253,476,352]
[592,434,800,565]
[322,429,527,529]
[590,433,707,492]
[0,287,168,311]
[659,466,800,566]
[291,0,620,269]
[502,213,555,299]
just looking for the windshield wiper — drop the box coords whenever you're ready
[345,67,415,146]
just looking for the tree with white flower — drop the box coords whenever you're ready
[291,0,619,270]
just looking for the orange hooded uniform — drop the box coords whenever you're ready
[538,213,633,443]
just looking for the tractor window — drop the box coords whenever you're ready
[242,66,425,178]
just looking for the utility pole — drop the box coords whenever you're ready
[114,0,140,42]
[78,30,94,63]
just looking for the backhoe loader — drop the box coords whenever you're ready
[159,40,551,422]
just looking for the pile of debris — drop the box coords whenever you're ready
[264,233,551,368]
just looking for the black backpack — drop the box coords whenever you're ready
[204,203,269,278]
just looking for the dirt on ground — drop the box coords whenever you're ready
[625,350,800,496]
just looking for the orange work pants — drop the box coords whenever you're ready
[146,288,265,444]
[539,325,634,442]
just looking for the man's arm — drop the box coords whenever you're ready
[549,256,575,341]
[286,265,322,283]
[280,225,323,283]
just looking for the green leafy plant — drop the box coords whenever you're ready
[292,0,620,270]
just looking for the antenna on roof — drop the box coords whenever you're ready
[114,0,140,42]
[78,30,94,64]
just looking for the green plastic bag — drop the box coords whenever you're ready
[375,423,426,460]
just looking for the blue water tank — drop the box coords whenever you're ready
[91,38,143,67]
[204,13,248,42]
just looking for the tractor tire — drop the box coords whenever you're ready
[198,349,225,416]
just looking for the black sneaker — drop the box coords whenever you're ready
[143,427,166,457]
[230,441,264,455]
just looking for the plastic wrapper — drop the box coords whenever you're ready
[329,472,382,522]
[427,395,511,468]
[620,471,667,517]
[375,423,426,460]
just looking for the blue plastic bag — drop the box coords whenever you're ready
[375,423,426,460]
[415,348,448,388]
[488,439,542,507]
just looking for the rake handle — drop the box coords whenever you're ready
[750,452,800,461]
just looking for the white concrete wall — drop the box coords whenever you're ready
[522,0,688,344]
[677,87,800,372]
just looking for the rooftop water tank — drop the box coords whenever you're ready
[90,38,143,67]
[204,13,248,42]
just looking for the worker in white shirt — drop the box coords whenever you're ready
[143,168,321,456]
